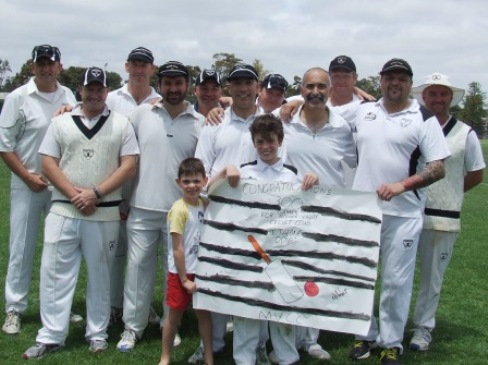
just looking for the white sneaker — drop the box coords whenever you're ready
[410,327,432,351]
[307,343,331,360]
[148,306,161,325]
[188,345,204,364]
[70,312,83,323]
[2,310,21,334]
[173,332,181,347]
[268,350,279,365]
[89,339,108,353]
[117,329,137,352]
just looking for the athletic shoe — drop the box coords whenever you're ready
[23,342,64,359]
[70,312,83,323]
[89,339,108,353]
[188,345,204,364]
[117,329,137,352]
[268,350,279,364]
[307,343,331,360]
[380,348,401,365]
[2,310,21,334]
[256,344,271,365]
[349,340,377,360]
[410,327,432,351]
[109,307,123,326]
[148,306,161,325]
[174,332,182,347]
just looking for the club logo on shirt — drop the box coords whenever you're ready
[403,239,414,248]
[364,112,376,121]
[440,252,449,261]
[83,149,94,159]
[401,118,413,127]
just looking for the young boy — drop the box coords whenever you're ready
[159,158,213,365]
[209,114,318,365]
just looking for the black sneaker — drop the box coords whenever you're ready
[349,340,376,360]
[380,348,401,365]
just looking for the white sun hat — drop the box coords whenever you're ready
[411,72,465,107]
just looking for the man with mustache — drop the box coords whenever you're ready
[350,59,450,365]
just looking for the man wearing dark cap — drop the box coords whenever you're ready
[105,47,161,328]
[117,61,204,352]
[349,59,450,365]
[23,67,139,358]
[0,45,77,335]
[257,73,288,113]
[193,69,224,117]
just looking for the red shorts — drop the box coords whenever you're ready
[166,272,196,310]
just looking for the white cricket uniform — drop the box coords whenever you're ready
[413,116,485,331]
[233,158,300,365]
[124,101,203,338]
[195,106,264,353]
[36,106,139,344]
[0,77,76,315]
[105,84,161,310]
[353,98,450,351]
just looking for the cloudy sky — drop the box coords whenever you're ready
[1,0,487,96]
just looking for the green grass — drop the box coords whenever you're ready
[1,142,488,364]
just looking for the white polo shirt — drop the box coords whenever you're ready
[106,84,161,116]
[282,105,356,188]
[195,106,264,179]
[129,101,204,212]
[0,77,76,189]
[240,157,299,183]
[353,98,451,218]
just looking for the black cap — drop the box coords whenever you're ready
[82,67,108,87]
[227,63,258,81]
[127,47,154,63]
[158,61,189,78]
[329,55,356,73]
[32,44,61,62]
[261,74,288,92]
[380,58,413,77]
[195,69,222,86]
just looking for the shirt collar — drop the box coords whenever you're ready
[256,157,284,172]
[72,103,110,118]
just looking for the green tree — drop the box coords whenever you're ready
[286,75,302,97]
[0,58,12,89]
[252,59,268,81]
[3,59,32,91]
[211,53,243,79]
[356,76,381,100]
[460,81,487,138]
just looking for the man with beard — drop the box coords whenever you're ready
[408,73,485,352]
[117,61,204,352]
[349,59,450,365]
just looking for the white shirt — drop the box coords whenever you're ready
[240,157,299,183]
[106,84,161,116]
[353,98,451,218]
[0,77,76,189]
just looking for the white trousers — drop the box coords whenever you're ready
[357,215,422,351]
[233,317,298,365]
[413,229,456,331]
[123,207,168,338]
[5,188,51,313]
[295,326,320,350]
[36,213,119,344]
[110,219,127,309]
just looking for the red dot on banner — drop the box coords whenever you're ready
[304,281,319,297]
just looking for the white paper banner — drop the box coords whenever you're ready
[193,179,382,336]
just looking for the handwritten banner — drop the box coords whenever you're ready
[193,179,382,336]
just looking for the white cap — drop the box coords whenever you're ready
[411,73,465,107]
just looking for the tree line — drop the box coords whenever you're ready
[1,53,487,137]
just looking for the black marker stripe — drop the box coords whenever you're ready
[197,288,370,321]
[293,276,375,290]
[198,256,263,272]
[209,194,281,210]
[200,242,261,259]
[302,232,379,248]
[282,260,375,282]
[301,205,381,223]
[203,219,268,235]
[196,274,273,290]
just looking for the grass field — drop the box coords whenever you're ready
[0,141,487,365]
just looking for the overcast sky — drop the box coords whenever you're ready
[1,0,487,97]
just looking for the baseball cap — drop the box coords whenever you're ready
[31,44,61,63]
[411,73,465,107]
[329,55,356,73]
[195,69,222,86]
[158,61,189,78]
[82,67,108,87]
[261,74,288,92]
[127,47,154,63]
[227,63,258,81]
[380,58,413,77]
